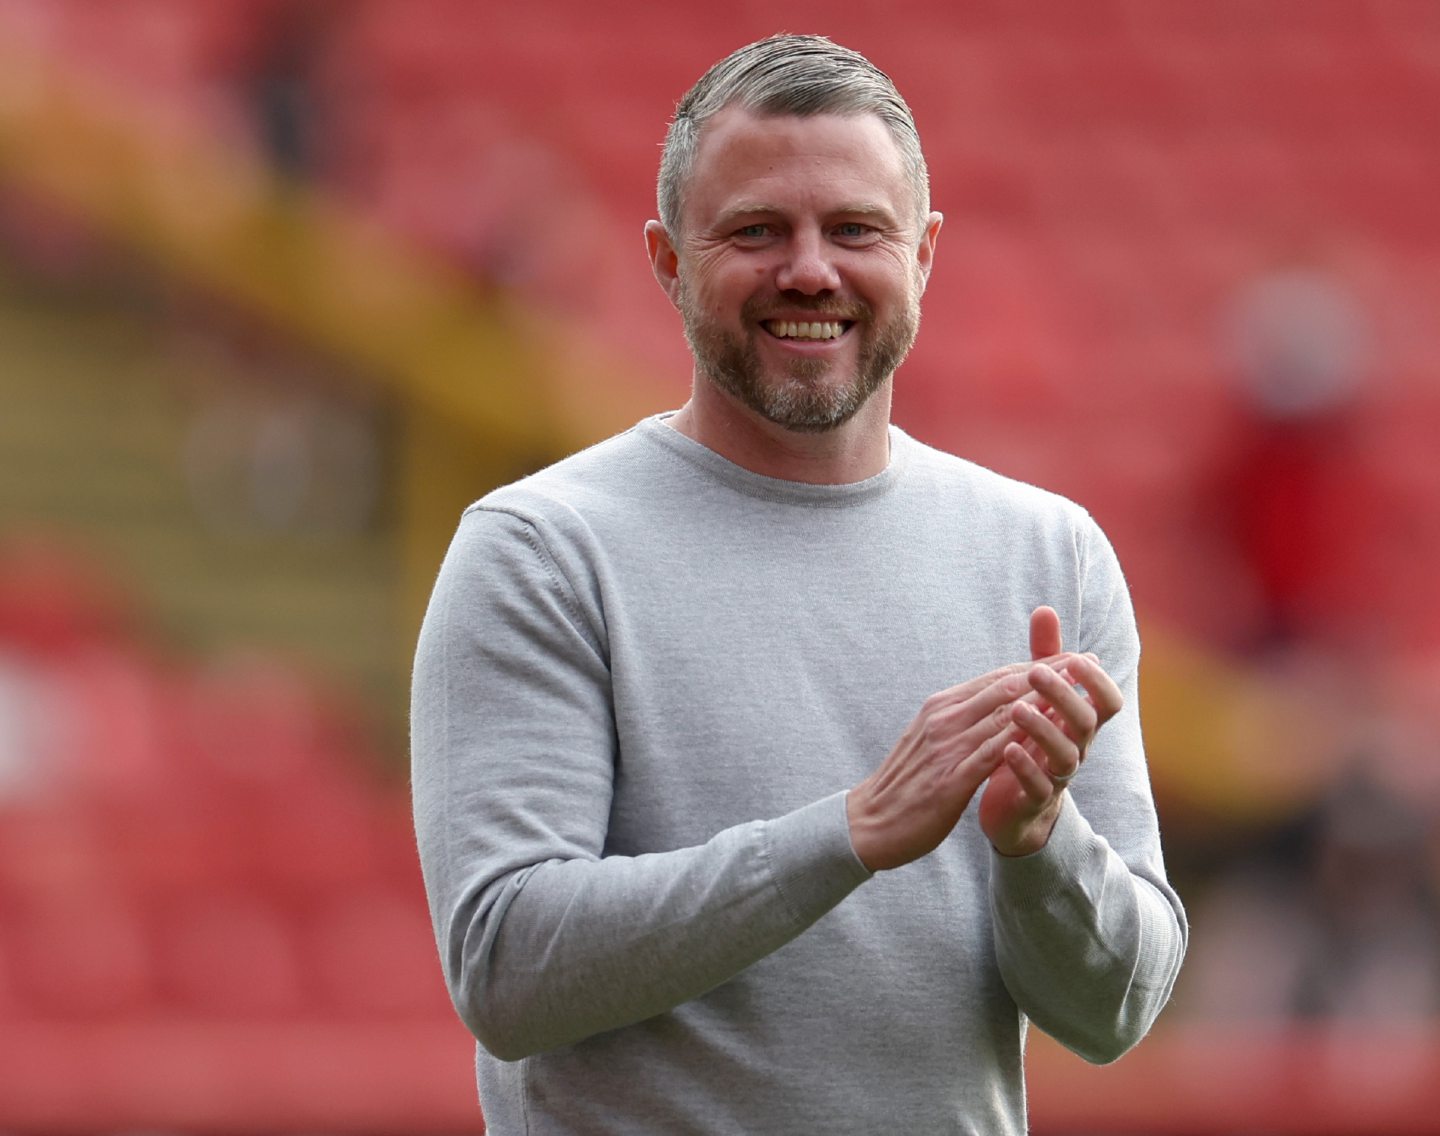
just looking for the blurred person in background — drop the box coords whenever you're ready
[411,34,1186,1136]
[1207,253,1385,660]
[242,1,339,185]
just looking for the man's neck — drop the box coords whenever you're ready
[667,382,894,485]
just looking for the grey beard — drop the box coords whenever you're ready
[679,292,920,434]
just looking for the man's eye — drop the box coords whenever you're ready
[736,224,770,239]
[835,222,871,239]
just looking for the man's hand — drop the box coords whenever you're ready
[979,607,1124,857]
[846,648,1079,873]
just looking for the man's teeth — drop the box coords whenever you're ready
[765,320,846,340]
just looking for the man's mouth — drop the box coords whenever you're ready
[762,319,853,341]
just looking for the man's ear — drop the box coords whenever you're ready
[645,220,683,309]
[916,211,943,293]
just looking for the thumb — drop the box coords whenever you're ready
[1029,605,1063,661]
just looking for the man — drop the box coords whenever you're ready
[412,34,1186,1135]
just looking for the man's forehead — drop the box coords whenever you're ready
[696,103,897,153]
[688,106,909,194]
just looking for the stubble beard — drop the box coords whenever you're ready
[678,286,923,434]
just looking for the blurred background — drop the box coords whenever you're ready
[0,0,1437,1132]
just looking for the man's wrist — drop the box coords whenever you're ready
[844,785,884,872]
[989,807,1061,858]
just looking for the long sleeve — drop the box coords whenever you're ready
[989,801,1186,1062]
[410,506,870,1061]
[987,517,1188,1063]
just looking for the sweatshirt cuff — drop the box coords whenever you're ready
[761,790,873,928]
[989,795,1101,905]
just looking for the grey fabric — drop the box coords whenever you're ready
[411,414,1186,1135]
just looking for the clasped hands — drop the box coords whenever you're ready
[847,606,1124,871]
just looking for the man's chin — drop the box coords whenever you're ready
[763,410,858,434]
[737,373,878,434]
[687,327,889,434]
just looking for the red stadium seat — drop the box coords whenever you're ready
[299,885,452,1017]
[148,888,306,1015]
[2,887,154,1016]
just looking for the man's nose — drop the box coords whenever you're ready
[775,229,841,295]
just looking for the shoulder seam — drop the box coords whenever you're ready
[468,505,595,644]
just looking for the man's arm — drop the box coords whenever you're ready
[985,522,1188,1064]
[411,507,870,1059]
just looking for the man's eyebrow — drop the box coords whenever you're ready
[710,203,783,227]
[831,202,901,222]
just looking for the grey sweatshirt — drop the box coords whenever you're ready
[411,415,1187,1135]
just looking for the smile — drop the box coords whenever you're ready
[763,320,851,341]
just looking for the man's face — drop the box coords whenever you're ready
[658,107,939,434]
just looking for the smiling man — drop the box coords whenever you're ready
[412,34,1186,1136]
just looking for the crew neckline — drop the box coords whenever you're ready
[637,413,910,507]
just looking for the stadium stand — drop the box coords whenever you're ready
[0,537,481,1131]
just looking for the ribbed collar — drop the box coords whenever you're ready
[636,413,911,508]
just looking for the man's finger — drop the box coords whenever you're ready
[923,671,1040,752]
[1029,605,1062,661]
[1013,699,1080,782]
[921,655,1074,716]
[1002,739,1059,804]
[1027,664,1098,741]
[1065,654,1125,726]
